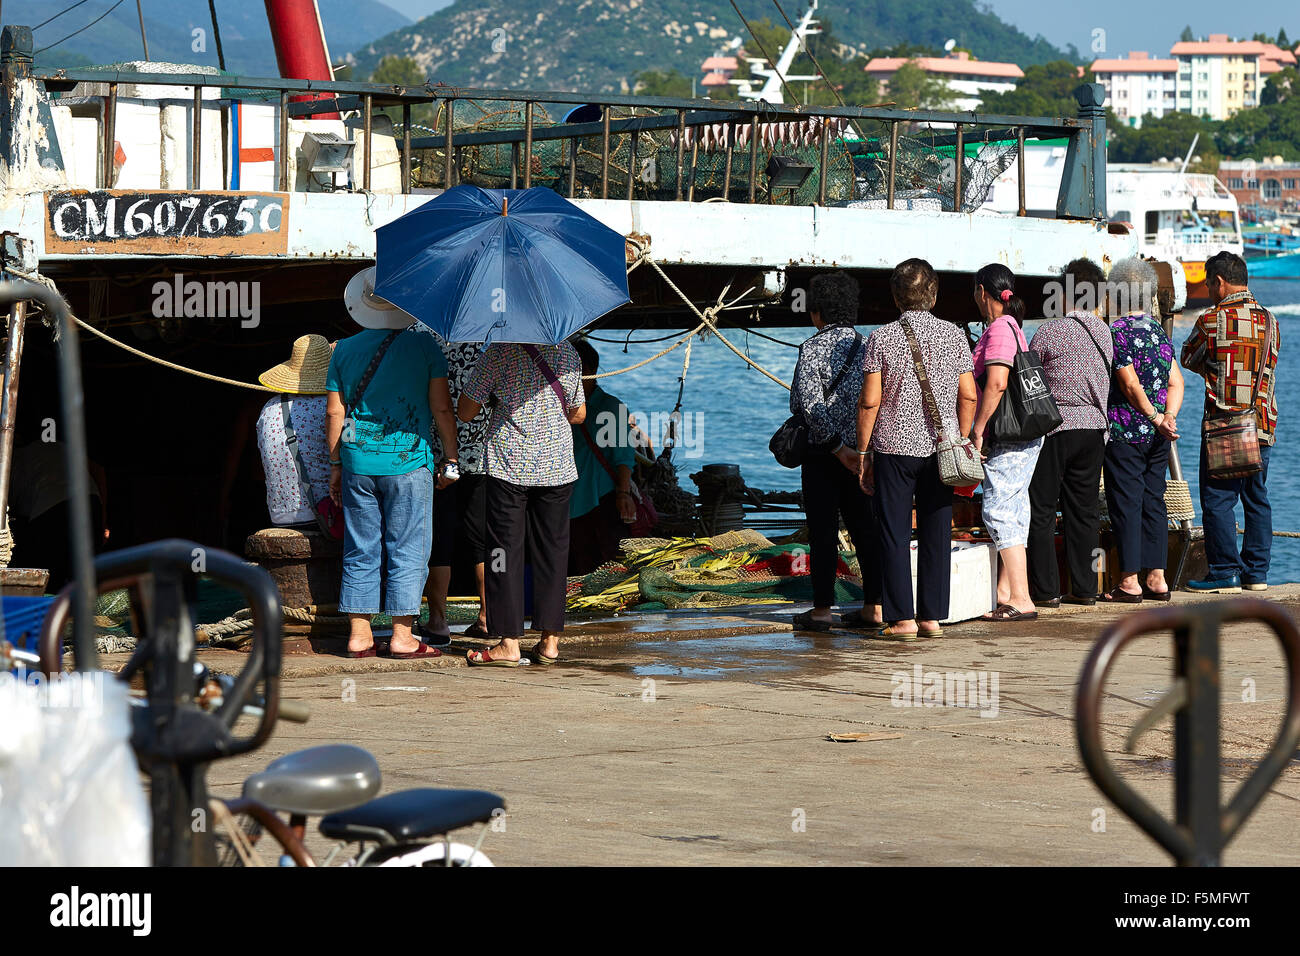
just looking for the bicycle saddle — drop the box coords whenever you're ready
[242,744,382,816]
[319,788,505,844]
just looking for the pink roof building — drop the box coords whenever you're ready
[1092,52,1177,127]
[862,51,1022,111]
[700,71,730,88]
[700,56,739,73]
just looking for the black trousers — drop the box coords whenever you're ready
[1103,437,1169,574]
[1027,428,1106,600]
[569,491,625,576]
[800,451,882,608]
[485,477,574,637]
[874,452,952,623]
[430,473,487,568]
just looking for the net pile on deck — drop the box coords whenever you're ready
[567,528,863,614]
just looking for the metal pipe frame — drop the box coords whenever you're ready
[401,103,411,194]
[523,101,534,190]
[747,115,760,204]
[103,83,117,188]
[0,302,25,537]
[0,281,95,670]
[886,121,898,210]
[675,110,686,202]
[953,124,964,213]
[1016,126,1027,217]
[362,93,372,192]
[191,86,202,187]
[443,98,454,188]
[278,91,289,192]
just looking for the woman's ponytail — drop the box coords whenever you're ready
[975,263,1024,326]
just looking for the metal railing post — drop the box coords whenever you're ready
[953,124,964,212]
[362,93,372,191]
[687,136,699,202]
[675,109,686,202]
[721,122,734,200]
[510,142,519,189]
[104,83,118,188]
[748,114,759,204]
[443,98,455,188]
[600,109,610,199]
[0,302,26,540]
[523,101,534,189]
[817,116,829,206]
[568,136,578,197]
[1016,126,1026,217]
[625,123,637,201]
[401,103,411,194]
[886,120,899,210]
[278,90,289,191]
[191,86,202,187]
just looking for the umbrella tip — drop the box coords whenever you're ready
[502,197,508,217]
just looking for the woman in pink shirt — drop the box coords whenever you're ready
[971,264,1043,622]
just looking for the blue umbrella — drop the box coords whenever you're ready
[374,185,631,344]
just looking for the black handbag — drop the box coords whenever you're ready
[984,328,1062,444]
[770,331,862,468]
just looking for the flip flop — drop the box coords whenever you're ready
[389,642,442,660]
[1100,587,1143,604]
[917,627,944,638]
[840,609,884,631]
[981,603,1039,622]
[346,645,378,659]
[461,622,491,639]
[877,625,921,641]
[415,623,452,647]
[528,644,560,665]
[793,611,833,632]
[466,648,520,667]
[1141,588,1172,602]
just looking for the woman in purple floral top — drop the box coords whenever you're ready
[1101,257,1185,604]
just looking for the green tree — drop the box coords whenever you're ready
[977,61,1093,117]
[1261,66,1298,106]
[1279,27,1291,48]
[634,68,694,98]
[369,56,435,128]
[887,60,956,110]
[1108,112,1221,168]
[1180,26,1195,42]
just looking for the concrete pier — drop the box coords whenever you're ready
[169,586,1300,866]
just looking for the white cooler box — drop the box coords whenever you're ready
[908,539,997,623]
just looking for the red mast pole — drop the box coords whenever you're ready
[263,0,340,119]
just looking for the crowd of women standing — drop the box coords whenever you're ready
[789,252,1199,637]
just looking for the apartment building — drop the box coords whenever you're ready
[1169,35,1272,119]
[1091,51,1177,127]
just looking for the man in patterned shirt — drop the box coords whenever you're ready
[1181,251,1280,593]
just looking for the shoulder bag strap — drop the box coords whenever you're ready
[1247,309,1274,410]
[521,343,570,415]
[823,331,863,399]
[1070,316,1112,376]
[345,329,404,419]
[579,420,617,481]
[900,318,947,440]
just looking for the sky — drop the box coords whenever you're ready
[982,0,1297,58]
[381,0,1299,56]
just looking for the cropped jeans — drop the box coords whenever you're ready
[1201,441,1272,584]
[338,466,433,617]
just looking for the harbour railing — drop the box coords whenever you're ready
[32,60,1108,219]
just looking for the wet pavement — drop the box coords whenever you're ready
[189,586,1300,866]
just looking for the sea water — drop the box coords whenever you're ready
[592,278,1300,584]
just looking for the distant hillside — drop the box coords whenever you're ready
[23,0,409,75]
[348,0,1075,93]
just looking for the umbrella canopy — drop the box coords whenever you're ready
[374,186,631,345]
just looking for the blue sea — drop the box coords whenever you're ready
[591,278,1300,584]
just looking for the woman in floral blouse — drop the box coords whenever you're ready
[1101,257,1185,603]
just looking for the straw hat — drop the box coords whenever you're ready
[343,266,417,330]
[259,334,332,394]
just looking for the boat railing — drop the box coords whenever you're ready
[31,56,1111,220]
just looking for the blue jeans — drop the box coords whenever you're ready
[1201,441,1272,583]
[339,467,433,616]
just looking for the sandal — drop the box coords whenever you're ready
[793,611,833,633]
[1100,587,1143,604]
[346,645,378,659]
[389,642,442,660]
[877,624,921,641]
[1141,587,1172,602]
[981,603,1039,622]
[461,621,490,639]
[528,643,560,665]
[917,626,944,638]
[840,609,883,631]
[466,648,520,667]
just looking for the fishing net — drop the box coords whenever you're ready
[566,529,863,614]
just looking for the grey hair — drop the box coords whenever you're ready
[1105,257,1158,317]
